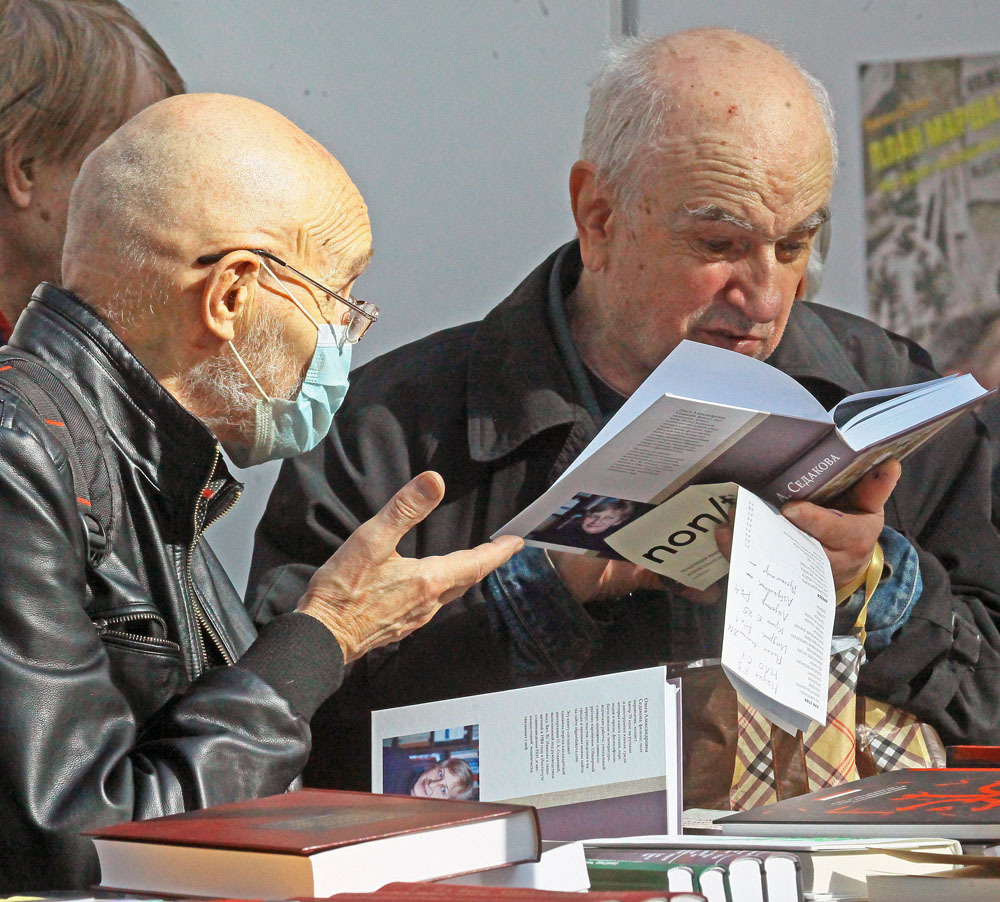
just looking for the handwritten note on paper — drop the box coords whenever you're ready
[722,488,835,735]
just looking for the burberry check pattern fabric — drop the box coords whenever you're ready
[858,696,934,771]
[730,642,865,810]
[729,697,780,810]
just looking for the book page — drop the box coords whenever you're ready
[722,488,835,734]
[497,398,761,546]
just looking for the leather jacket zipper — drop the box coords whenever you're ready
[185,450,242,672]
[93,612,180,650]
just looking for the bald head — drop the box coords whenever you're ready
[580,28,837,206]
[63,93,369,317]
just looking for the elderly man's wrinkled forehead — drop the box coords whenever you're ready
[632,31,834,220]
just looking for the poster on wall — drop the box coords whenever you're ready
[860,53,1000,382]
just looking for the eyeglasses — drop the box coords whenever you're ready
[196,248,379,343]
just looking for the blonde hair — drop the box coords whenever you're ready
[0,0,184,178]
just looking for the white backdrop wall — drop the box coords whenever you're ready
[122,0,1000,596]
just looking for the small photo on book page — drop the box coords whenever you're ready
[604,482,737,590]
[524,491,655,558]
[722,487,836,735]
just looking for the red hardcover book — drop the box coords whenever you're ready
[717,769,1000,840]
[84,789,540,899]
[947,746,1000,767]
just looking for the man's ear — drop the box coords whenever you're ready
[2,144,35,209]
[569,159,615,272]
[200,252,263,344]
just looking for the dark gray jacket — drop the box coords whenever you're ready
[249,243,1000,788]
[0,285,343,890]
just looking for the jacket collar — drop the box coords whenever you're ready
[10,284,233,530]
[467,241,873,463]
[467,243,594,463]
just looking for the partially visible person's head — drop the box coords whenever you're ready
[63,92,372,462]
[0,0,183,323]
[569,29,837,395]
[580,498,635,535]
[410,757,477,800]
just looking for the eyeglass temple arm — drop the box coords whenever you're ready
[196,250,376,323]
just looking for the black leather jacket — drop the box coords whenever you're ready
[0,285,344,890]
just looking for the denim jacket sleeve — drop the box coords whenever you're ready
[833,524,921,654]
[485,526,921,684]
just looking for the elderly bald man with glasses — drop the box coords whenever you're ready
[0,92,520,891]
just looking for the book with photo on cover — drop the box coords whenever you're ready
[494,340,989,566]
[717,769,1000,840]
[85,788,541,899]
[372,666,682,842]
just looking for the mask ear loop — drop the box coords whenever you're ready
[228,341,270,402]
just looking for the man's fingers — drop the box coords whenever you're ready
[432,535,524,599]
[839,458,901,514]
[358,471,446,554]
[715,522,734,562]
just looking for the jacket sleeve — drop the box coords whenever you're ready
[857,411,1000,744]
[0,406,329,890]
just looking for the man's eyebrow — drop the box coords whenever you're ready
[683,204,755,231]
[681,204,830,236]
[329,247,373,283]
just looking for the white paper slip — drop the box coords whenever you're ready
[722,488,835,734]
[605,482,737,590]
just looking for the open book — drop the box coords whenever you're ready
[494,340,989,561]
[371,666,682,842]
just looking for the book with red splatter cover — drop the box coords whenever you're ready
[717,769,1000,840]
[84,788,540,899]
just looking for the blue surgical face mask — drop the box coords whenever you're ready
[224,265,352,468]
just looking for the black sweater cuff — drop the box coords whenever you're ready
[237,612,345,720]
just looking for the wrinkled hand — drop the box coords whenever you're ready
[550,551,723,606]
[716,459,901,591]
[297,471,523,662]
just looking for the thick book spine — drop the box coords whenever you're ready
[760,431,855,506]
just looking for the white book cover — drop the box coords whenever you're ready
[372,666,682,842]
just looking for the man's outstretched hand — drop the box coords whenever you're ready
[297,471,523,662]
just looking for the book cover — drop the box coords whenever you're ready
[371,666,682,842]
[718,768,1000,840]
[85,789,541,899]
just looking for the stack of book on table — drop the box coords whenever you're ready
[85,788,542,899]
[583,834,963,902]
[580,768,1000,901]
[711,768,1000,900]
[328,884,704,900]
